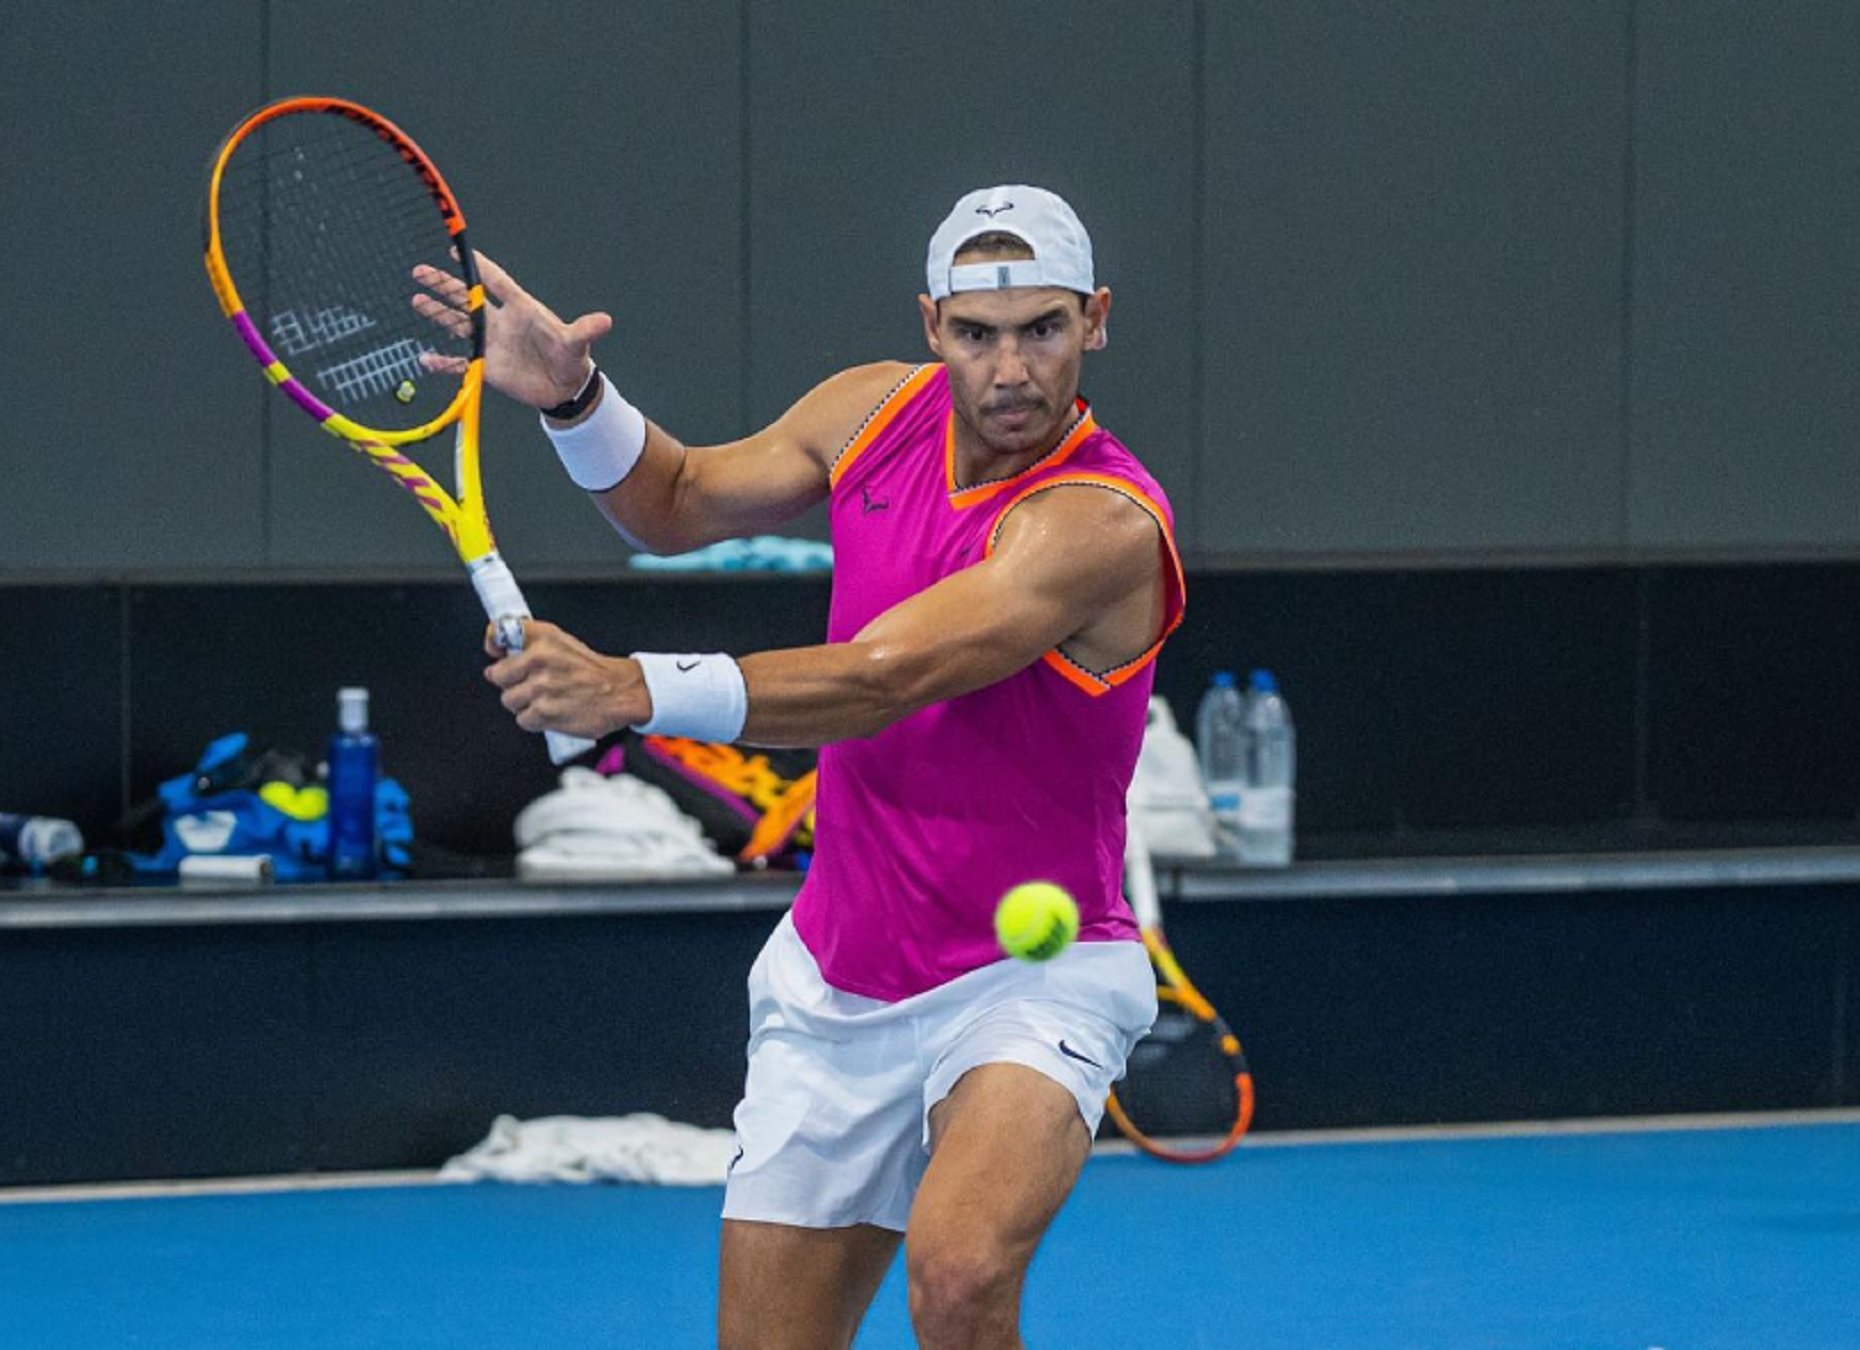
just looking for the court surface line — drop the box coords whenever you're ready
[5,1104,1856,1207]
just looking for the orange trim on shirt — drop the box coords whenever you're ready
[829,364,941,489]
[983,471,1187,697]
[946,402,1098,510]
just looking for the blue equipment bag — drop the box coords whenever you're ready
[133,732,413,881]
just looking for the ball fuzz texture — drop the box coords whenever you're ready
[994,881,1080,962]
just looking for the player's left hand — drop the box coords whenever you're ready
[413,251,613,410]
[482,620,647,739]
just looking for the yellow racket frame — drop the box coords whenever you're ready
[202,95,495,565]
[202,96,593,764]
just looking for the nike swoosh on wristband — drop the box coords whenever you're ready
[1057,1040,1103,1070]
[676,659,701,672]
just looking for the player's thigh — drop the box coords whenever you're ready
[909,1062,1092,1272]
[718,1218,901,1350]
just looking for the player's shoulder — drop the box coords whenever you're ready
[1000,472,1161,536]
[993,467,1172,578]
[781,361,929,461]
[800,361,926,420]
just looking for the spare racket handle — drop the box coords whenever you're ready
[1124,815,1163,928]
[469,555,597,765]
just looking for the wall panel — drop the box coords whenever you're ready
[0,586,123,829]
[1629,3,1860,549]
[0,4,267,571]
[1200,2,1630,556]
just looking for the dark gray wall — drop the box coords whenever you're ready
[3,3,1857,575]
[1203,2,1630,556]
[2,2,268,573]
[4,876,1855,1184]
[1629,2,1860,550]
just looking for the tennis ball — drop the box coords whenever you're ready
[995,881,1079,962]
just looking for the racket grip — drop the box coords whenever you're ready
[470,555,597,764]
[1124,816,1163,928]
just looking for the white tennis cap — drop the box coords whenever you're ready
[925,185,1096,300]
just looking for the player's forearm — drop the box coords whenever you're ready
[736,642,934,748]
[548,367,866,559]
[563,415,817,556]
[589,425,739,556]
[543,378,728,554]
[723,547,1080,747]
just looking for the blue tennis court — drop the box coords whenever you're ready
[3,1113,1854,1348]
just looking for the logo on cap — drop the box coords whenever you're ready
[927,185,1094,301]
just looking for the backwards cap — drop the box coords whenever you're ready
[925,185,1096,300]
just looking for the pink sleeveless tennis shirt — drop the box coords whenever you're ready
[789,364,1186,1001]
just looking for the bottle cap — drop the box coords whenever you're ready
[1212,670,1238,689]
[1249,669,1279,694]
[337,687,370,735]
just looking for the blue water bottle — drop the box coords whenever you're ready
[327,687,379,880]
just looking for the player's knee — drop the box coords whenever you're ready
[905,1237,1020,1340]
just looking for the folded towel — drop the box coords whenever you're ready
[515,768,734,880]
[440,1113,738,1186]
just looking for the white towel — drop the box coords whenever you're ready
[439,1113,738,1186]
[515,768,735,880]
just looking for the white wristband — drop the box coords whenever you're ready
[541,372,648,492]
[630,652,749,743]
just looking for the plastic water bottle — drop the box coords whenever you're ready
[0,813,83,870]
[1195,672,1246,858]
[327,687,379,880]
[1238,669,1296,866]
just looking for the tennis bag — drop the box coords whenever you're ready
[131,732,414,880]
[604,734,816,868]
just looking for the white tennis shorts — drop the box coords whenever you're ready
[721,911,1157,1232]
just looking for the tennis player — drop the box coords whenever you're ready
[443,185,1184,1349]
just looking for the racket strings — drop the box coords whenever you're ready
[215,111,473,435]
[1114,997,1245,1140]
[227,123,458,277]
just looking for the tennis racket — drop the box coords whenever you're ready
[1105,817,1256,1162]
[202,95,594,765]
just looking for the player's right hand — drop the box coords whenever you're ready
[411,251,614,411]
[482,618,647,740]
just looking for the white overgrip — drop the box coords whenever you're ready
[1124,816,1162,930]
[468,553,596,765]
